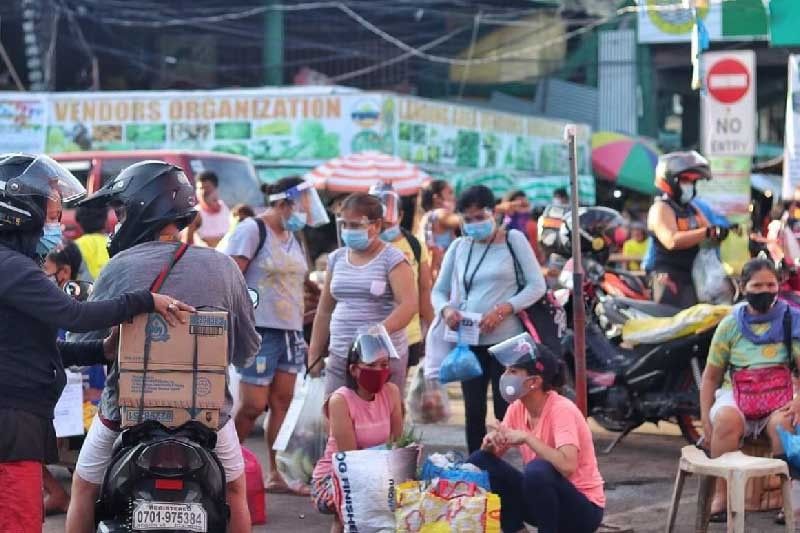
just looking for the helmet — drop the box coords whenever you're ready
[79,160,197,257]
[654,151,712,199]
[0,154,85,233]
[558,207,625,264]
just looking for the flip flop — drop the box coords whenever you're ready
[709,511,727,523]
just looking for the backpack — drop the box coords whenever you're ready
[245,218,268,273]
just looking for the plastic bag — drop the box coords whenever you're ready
[421,453,490,490]
[332,447,421,533]
[622,303,731,345]
[778,426,800,472]
[407,367,451,424]
[692,246,735,305]
[274,377,327,492]
[423,315,455,381]
[439,343,482,384]
[395,480,501,533]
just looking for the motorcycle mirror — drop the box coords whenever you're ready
[63,280,93,302]
[248,288,259,309]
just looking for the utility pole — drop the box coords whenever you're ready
[264,0,284,86]
[565,124,587,417]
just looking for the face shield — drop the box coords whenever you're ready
[2,155,86,205]
[268,180,329,228]
[352,324,399,363]
[368,182,400,225]
[488,332,538,367]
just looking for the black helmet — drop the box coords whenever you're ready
[0,154,85,233]
[558,207,625,264]
[80,160,197,257]
[654,150,712,200]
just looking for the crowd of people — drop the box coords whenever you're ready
[14,147,800,532]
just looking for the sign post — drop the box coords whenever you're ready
[565,124,587,417]
[701,50,756,156]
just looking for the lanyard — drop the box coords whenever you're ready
[462,237,493,301]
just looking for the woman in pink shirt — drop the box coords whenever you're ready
[310,326,404,533]
[468,333,605,533]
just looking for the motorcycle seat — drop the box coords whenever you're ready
[612,296,681,318]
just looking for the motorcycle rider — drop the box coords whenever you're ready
[647,151,726,308]
[0,154,191,532]
[65,161,261,533]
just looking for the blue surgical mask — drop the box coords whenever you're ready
[284,211,307,232]
[499,373,532,404]
[341,228,372,251]
[37,222,62,256]
[463,218,495,241]
[380,225,401,242]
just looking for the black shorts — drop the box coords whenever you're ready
[407,342,424,368]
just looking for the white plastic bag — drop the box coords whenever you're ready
[406,366,450,424]
[333,448,421,533]
[273,376,327,492]
[692,246,735,304]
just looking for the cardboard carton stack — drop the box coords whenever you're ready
[118,310,228,429]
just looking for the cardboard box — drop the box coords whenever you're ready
[120,406,220,429]
[118,370,225,409]
[119,311,228,370]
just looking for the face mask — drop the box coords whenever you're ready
[380,225,401,242]
[37,223,62,256]
[341,228,372,251]
[433,232,454,249]
[679,182,695,204]
[283,211,307,232]
[746,291,778,313]
[463,218,495,241]
[356,366,390,394]
[499,373,533,404]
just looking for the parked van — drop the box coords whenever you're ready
[51,150,263,238]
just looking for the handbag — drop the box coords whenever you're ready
[505,236,567,357]
[732,308,795,420]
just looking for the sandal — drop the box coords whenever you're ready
[709,511,727,523]
[775,510,786,525]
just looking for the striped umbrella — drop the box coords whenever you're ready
[306,151,429,196]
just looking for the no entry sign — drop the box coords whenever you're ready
[701,50,756,156]
[707,59,750,104]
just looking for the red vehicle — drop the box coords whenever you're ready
[51,150,263,239]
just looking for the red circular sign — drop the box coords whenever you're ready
[706,58,750,104]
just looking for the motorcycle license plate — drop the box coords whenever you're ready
[132,501,207,532]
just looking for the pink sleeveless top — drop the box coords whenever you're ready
[312,386,393,480]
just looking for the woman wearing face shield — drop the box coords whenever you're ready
[0,154,191,531]
[222,176,325,494]
[307,192,417,396]
[467,333,605,533]
[647,151,726,308]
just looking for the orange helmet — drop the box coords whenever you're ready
[654,151,712,199]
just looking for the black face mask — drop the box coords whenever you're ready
[745,291,778,313]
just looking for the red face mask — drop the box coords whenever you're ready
[357,366,390,394]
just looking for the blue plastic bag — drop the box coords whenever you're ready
[778,426,800,471]
[421,454,491,490]
[438,342,482,383]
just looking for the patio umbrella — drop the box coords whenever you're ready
[591,132,659,194]
[306,151,429,196]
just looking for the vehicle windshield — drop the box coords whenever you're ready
[191,157,263,207]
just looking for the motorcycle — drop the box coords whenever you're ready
[94,288,260,533]
[539,206,711,451]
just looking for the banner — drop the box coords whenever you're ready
[0,88,594,202]
[637,0,767,44]
[696,156,751,224]
[783,55,800,199]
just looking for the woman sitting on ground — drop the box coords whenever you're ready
[700,257,800,521]
[310,327,403,533]
[468,333,605,533]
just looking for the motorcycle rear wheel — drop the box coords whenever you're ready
[676,367,703,445]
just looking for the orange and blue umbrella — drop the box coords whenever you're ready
[591,132,660,194]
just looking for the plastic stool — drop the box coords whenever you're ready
[665,445,794,533]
